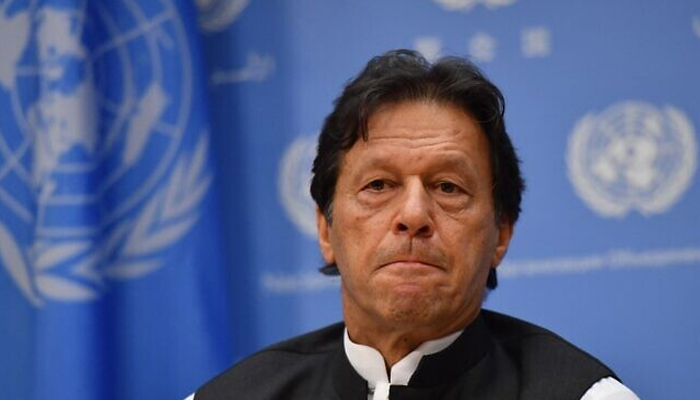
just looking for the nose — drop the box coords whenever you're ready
[393,180,434,238]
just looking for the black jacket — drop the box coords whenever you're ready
[195,310,616,400]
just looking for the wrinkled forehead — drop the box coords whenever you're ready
[338,100,493,178]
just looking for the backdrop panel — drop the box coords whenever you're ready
[201,1,699,399]
[1,0,698,399]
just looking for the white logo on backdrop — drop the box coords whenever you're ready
[500,247,700,278]
[567,101,697,218]
[196,0,249,32]
[194,0,272,85]
[210,52,276,86]
[521,27,551,58]
[0,2,210,306]
[432,0,516,12]
[468,32,497,62]
[414,37,443,62]
[264,245,700,294]
[279,136,318,237]
[415,28,554,64]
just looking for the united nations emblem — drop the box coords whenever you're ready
[567,102,697,218]
[278,136,318,238]
[0,2,211,305]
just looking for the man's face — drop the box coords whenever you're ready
[317,100,512,337]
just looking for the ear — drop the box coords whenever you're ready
[316,207,335,264]
[490,221,513,269]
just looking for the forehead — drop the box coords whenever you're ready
[342,101,491,173]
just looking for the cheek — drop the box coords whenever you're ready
[329,218,371,271]
[444,219,498,270]
[335,203,389,244]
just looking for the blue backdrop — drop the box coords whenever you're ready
[1,0,698,399]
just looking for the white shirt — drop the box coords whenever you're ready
[343,329,641,400]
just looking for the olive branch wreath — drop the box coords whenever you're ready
[0,135,212,306]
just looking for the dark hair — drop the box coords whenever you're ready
[310,49,524,289]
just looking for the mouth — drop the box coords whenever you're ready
[379,260,445,272]
[374,247,448,273]
[376,261,445,291]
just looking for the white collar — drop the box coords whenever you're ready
[343,328,463,400]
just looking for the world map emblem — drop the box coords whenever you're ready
[0,1,212,306]
[567,101,697,218]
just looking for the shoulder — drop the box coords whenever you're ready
[482,309,617,397]
[263,321,345,355]
[194,322,345,400]
[482,309,611,366]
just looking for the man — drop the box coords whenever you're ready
[188,50,640,399]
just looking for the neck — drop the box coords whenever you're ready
[343,306,478,368]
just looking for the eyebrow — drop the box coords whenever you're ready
[350,153,480,177]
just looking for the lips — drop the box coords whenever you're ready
[376,262,445,288]
[379,259,446,272]
[382,259,439,267]
[373,243,448,272]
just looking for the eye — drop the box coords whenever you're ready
[366,179,386,191]
[437,181,457,194]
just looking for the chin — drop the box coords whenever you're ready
[380,292,446,327]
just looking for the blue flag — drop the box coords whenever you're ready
[0,1,231,399]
